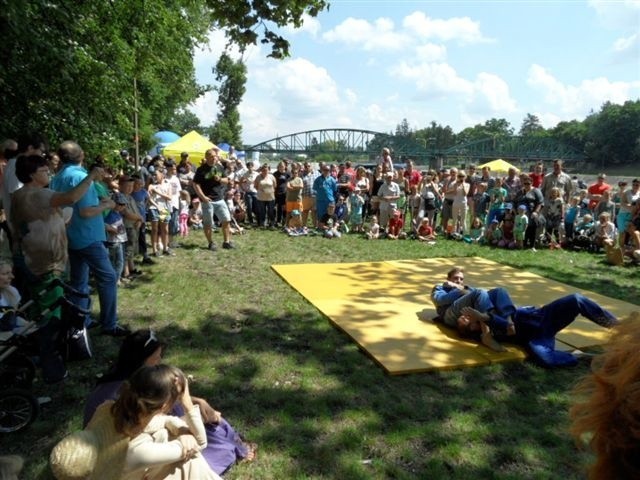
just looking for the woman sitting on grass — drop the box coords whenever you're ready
[83,329,256,476]
[53,364,220,480]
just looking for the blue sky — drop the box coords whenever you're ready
[191,0,640,146]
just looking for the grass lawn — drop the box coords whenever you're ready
[9,229,639,479]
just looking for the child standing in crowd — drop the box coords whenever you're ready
[514,205,528,249]
[546,187,565,246]
[179,190,190,237]
[564,196,581,243]
[416,217,436,242]
[487,178,507,225]
[349,187,365,233]
[594,190,615,220]
[104,193,128,285]
[365,215,380,240]
[473,182,490,223]
[189,198,203,230]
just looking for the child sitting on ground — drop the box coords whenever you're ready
[594,212,616,250]
[464,217,485,244]
[416,217,436,242]
[573,213,596,250]
[387,209,406,239]
[486,218,502,246]
[319,203,341,238]
[284,209,309,236]
[365,215,380,240]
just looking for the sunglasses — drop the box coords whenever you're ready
[144,329,157,348]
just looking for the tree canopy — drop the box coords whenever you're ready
[0,0,328,156]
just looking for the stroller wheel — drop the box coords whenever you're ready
[1,354,37,389]
[0,388,39,433]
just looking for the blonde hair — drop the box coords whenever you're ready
[0,259,19,307]
[570,315,640,479]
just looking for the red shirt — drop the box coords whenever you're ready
[404,170,421,189]
[388,217,404,236]
[529,172,544,188]
[587,182,611,210]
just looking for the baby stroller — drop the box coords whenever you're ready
[0,279,91,433]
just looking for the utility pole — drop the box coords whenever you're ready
[133,77,140,169]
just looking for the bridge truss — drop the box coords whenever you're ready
[247,128,583,164]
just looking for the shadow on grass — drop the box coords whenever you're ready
[113,308,590,480]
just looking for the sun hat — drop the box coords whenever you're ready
[50,402,128,480]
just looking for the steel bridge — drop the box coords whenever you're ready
[247,128,584,163]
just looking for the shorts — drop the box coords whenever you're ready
[302,197,315,212]
[286,200,303,214]
[125,227,139,258]
[202,199,231,227]
[149,207,170,223]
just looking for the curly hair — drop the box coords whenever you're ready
[570,313,640,479]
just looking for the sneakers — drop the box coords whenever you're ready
[163,248,176,256]
[222,242,235,250]
[208,242,218,251]
[102,325,131,337]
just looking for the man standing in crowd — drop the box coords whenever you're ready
[587,173,611,212]
[541,159,573,207]
[192,147,234,251]
[50,141,129,336]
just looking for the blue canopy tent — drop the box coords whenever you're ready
[148,130,181,156]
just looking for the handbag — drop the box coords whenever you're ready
[64,325,93,361]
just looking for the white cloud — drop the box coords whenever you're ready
[391,61,473,97]
[283,13,322,37]
[322,17,411,51]
[527,64,640,118]
[588,0,640,29]
[611,32,640,63]
[471,73,517,113]
[402,11,491,44]
[415,43,447,62]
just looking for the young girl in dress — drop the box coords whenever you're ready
[179,190,191,237]
[349,188,365,233]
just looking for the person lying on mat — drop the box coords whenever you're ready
[431,268,620,366]
[431,266,514,352]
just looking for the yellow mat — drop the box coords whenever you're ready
[272,257,639,374]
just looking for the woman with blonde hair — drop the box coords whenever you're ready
[570,313,640,479]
